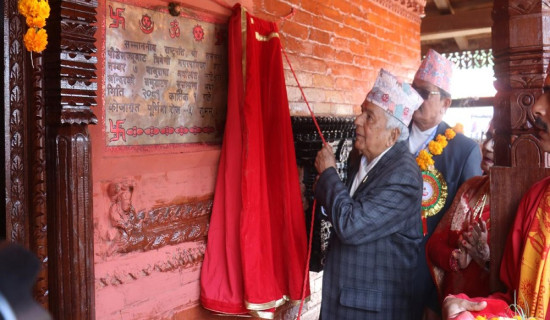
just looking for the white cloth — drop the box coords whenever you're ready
[408,123,438,154]
[350,147,392,196]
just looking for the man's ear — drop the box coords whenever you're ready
[388,127,400,147]
[441,97,452,112]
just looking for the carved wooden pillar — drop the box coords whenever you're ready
[490,0,550,291]
[44,0,98,319]
[4,0,50,307]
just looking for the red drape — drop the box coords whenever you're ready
[200,5,310,318]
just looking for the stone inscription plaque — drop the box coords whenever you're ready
[105,1,227,146]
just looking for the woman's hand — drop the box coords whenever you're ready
[461,220,490,269]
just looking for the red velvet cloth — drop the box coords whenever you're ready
[200,5,309,317]
[449,293,513,320]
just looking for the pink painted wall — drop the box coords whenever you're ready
[91,0,245,319]
[90,0,421,319]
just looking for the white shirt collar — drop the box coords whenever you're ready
[408,123,439,154]
[350,145,393,196]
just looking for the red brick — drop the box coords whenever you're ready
[330,63,363,78]
[280,21,309,40]
[320,4,342,22]
[334,77,354,90]
[301,0,323,17]
[335,50,354,64]
[291,9,313,26]
[332,103,354,116]
[336,25,367,43]
[332,0,353,15]
[297,57,328,73]
[344,15,365,30]
[264,0,292,16]
[353,55,370,68]
[349,40,367,56]
[312,44,336,61]
[282,36,314,55]
[313,103,332,115]
[312,74,334,88]
[284,69,313,87]
[331,37,350,50]
[325,90,344,103]
[309,29,331,44]
[311,17,339,33]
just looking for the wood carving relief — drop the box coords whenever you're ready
[30,53,49,307]
[96,243,206,288]
[5,0,51,308]
[492,0,550,167]
[377,0,426,22]
[6,0,27,247]
[100,179,212,255]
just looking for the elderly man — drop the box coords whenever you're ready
[441,83,550,320]
[409,49,483,319]
[314,69,424,319]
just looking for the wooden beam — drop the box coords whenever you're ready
[433,0,454,14]
[454,36,470,50]
[421,7,492,40]
[422,27,491,41]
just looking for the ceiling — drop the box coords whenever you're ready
[420,0,493,55]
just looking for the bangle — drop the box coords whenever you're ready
[450,249,460,271]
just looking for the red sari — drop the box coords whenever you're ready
[449,176,550,320]
[200,5,309,318]
[427,175,491,300]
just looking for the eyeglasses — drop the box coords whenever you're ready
[412,85,440,100]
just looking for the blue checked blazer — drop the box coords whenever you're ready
[314,140,423,319]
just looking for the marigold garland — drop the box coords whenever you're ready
[18,0,50,53]
[23,28,48,53]
[416,128,456,171]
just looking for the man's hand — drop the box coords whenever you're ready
[315,144,336,174]
[442,296,487,319]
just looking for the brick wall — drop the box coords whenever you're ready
[253,0,422,116]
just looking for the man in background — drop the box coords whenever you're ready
[409,49,483,319]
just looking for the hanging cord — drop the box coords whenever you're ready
[282,49,327,320]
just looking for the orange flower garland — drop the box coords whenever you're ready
[18,0,50,53]
[416,128,456,171]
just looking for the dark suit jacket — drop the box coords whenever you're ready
[315,140,423,319]
[411,121,483,317]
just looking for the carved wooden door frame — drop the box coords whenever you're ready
[4,0,98,319]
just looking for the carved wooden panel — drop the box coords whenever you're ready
[29,53,49,308]
[377,0,427,22]
[490,0,550,292]
[5,0,28,248]
[43,0,98,319]
[291,116,355,271]
[4,0,52,308]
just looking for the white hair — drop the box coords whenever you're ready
[384,112,409,142]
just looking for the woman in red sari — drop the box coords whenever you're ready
[426,128,494,301]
